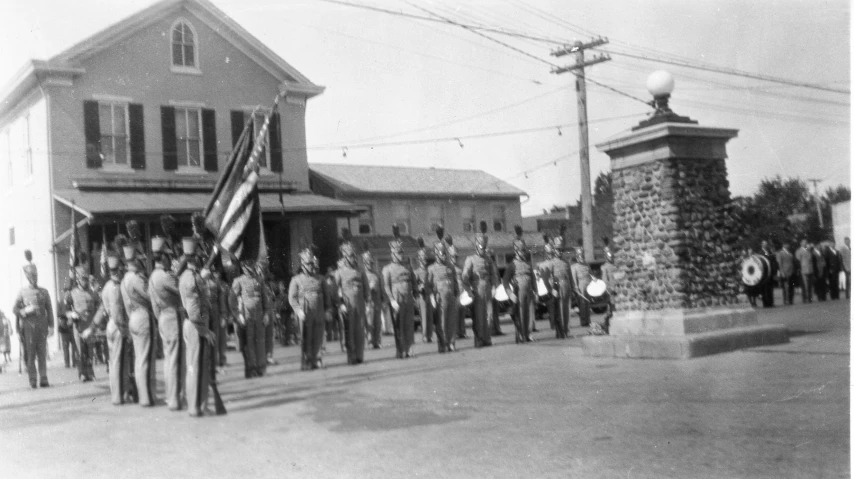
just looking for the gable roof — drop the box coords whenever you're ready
[0,0,323,115]
[310,163,526,199]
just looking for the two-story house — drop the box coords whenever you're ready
[309,163,529,269]
[0,0,362,342]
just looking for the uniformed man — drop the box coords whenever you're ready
[12,251,53,388]
[179,237,216,417]
[97,251,136,405]
[335,235,370,364]
[260,264,277,366]
[462,222,498,348]
[288,245,329,370]
[540,234,574,339]
[488,248,504,337]
[413,237,434,344]
[362,244,384,350]
[232,259,270,378]
[503,226,536,344]
[65,261,99,381]
[426,235,455,352]
[56,283,78,369]
[382,227,417,359]
[324,266,339,345]
[447,237,468,340]
[149,236,184,410]
[203,262,228,375]
[121,243,156,407]
[593,245,618,335]
[570,246,592,328]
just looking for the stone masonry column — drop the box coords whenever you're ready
[582,71,788,359]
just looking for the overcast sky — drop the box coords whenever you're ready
[0,0,849,217]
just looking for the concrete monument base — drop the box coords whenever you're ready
[581,306,788,359]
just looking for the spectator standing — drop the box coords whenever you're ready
[0,311,12,364]
[759,240,778,307]
[824,241,842,300]
[795,239,814,303]
[776,242,796,306]
[812,243,827,301]
[840,237,851,299]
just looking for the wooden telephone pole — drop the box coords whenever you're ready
[807,178,824,228]
[551,38,610,262]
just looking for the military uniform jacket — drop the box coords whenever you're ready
[100,278,128,334]
[335,265,370,307]
[382,262,415,304]
[503,259,535,295]
[180,268,210,327]
[13,286,54,328]
[365,270,383,305]
[205,276,228,325]
[427,261,459,297]
[462,255,498,295]
[149,267,181,319]
[288,273,330,318]
[414,266,432,299]
[121,271,151,315]
[570,263,591,296]
[600,262,618,292]
[65,286,100,332]
[232,274,268,322]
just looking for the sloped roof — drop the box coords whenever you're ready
[310,164,526,198]
[1,0,323,114]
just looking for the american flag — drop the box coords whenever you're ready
[69,202,80,277]
[204,96,279,262]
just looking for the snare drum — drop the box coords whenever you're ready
[536,277,549,298]
[459,290,474,306]
[740,254,770,287]
[493,284,509,302]
[585,278,607,301]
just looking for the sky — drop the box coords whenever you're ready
[0,0,849,217]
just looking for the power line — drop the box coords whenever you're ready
[600,48,850,95]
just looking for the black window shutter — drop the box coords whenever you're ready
[128,103,145,169]
[83,100,102,168]
[230,110,244,147]
[161,106,177,171]
[269,111,282,172]
[202,108,217,172]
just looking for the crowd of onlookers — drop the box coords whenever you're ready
[742,237,851,307]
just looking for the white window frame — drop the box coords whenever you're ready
[492,204,506,233]
[357,205,374,236]
[428,204,444,232]
[97,101,131,170]
[393,202,411,236]
[169,19,201,75]
[174,107,204,172]
[460,203,476,233]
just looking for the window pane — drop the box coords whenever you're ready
[183,24,193,43]
[172,25,182,43]
[494,222,503,232]
[177,139,188,166]
[184,44,194,67]
[358,224,371,235]
[99,105,112,135]
[114,137,127,164]
[175,109,187,138]
[113,105,125,135]
[188,139,200,167]
[101,135,114,163]
[186,110,199,139]
[172,43,183,66]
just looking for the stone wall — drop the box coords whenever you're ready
[611,157,744,311]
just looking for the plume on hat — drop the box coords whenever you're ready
[543,234,550,244]
[126,220,142,242]
[392,225,400,239]
[160,214,176,238]
[113,234,129,252]
[479,221,488,234]
[417,237,425,248]
[514,225,523,238]
[191,212,207,238]
[445,235,453,246]
[436,226,444,242]
[559,224,567,236]
[24,249,32,262]
[341,228,352,244]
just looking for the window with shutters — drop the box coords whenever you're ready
[428,204,444,232]
[393,203,411,235]
[357,205,374,235]
[98,102,129,166]
[245,111,270,171]
[492,204,506,232]
[170,20,199,73]
[460,204,475,233]
[175,107,203,169]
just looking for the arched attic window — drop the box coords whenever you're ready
[171,19,198,71]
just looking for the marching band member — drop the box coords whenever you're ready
[426,231,456,352]
[362,243,384,350]
[462,222,498,348]
[13,251,54,388]
[65,258,99,382]
[288,244,329,370]
[232,259,270,378]
[382,226,417,358]
[336,232,370,364]
[570,246,592,328]
[414,237,434,344]
[541,232,574,339]
[503,226,536,344]
[121,242,156,407]
[99,250,136,404]
[149,236,184,410]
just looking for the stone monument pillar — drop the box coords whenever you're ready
[582,71,788,359]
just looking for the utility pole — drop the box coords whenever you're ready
[807,178,824,228]
[551,38,610,263]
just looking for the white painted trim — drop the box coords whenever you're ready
[41,77,73,88]
[170,66,203,76]
[169,17,201,72]
[92,93,134,103]
[169,99,207,108]
[175,166,208,175]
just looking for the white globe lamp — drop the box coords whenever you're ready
[646,70,675,114]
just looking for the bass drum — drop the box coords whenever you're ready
[740,254,770,287]
[586,278,607,301]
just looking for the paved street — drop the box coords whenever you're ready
[0,299,848,479]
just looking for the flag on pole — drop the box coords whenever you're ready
[204,95,280,262]
[69,202,80,280]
